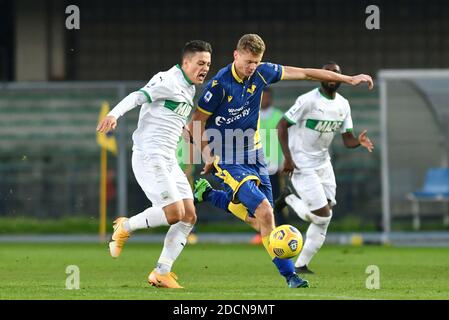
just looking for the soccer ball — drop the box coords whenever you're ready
[268,225,303,259]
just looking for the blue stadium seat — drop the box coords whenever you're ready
[412,168,449,199]
[408,168,449,230]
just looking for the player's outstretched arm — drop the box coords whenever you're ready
[342,130,374,152]
[282,66,374,89]
[277,117,298,176]
[96,91,148,133]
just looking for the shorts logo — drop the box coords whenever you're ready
[161,191,170,200]
[204,91,213,103]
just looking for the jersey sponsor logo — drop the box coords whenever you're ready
[164,100,192,118]
[228,105,249,116]
[174,103,192,118]
[214,108,251,127]
[215,116,226,126]
[306,119,343,133]
[204,91,213,103]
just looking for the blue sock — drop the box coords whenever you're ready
[206,189,231,212]
[272,257,295,279]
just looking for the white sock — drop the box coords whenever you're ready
[156,221,194,274]
[285,194,311,222]
[295,211,332,268]
[126,206,169,232]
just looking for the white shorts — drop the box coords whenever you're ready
[131,151,193,208]
[291,161,337,211]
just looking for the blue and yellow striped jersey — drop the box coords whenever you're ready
[197,62,284,163]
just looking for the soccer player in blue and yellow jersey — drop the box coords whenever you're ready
[187,34,373,288]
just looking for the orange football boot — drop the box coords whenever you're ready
[109,217,130,258]
[148,270,184,289]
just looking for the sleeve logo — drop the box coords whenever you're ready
[204,91,213,103]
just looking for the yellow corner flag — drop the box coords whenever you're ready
[97,101,117,241]
[96,102,118,155]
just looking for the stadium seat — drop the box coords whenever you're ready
[407,168,449,230]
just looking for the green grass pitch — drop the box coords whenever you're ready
[1,243,449,300]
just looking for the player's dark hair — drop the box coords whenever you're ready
[182,40,212,60]
[323,61,339,66]
[323,61,341,72]
[237,34,266,55]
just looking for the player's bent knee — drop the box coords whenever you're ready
[163,201,186,224]
[183,208,197,225]
[255,199,273,213]
[308,211,332,226]
[312,205,331,218]
[254,200,274,225]
[181,199,196,224]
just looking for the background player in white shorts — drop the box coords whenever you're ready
[96,40,212,288]
[275,62,374,274]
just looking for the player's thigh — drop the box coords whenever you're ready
[131,152,182,208]
[172,162,194,202]
[258,174,274,207]
[171,163,196,223]
[291,169,328,212]
[236,179,269,217]
[318,162,337,208]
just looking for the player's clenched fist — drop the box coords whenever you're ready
[96,115,117,133]
[349,74,374,90]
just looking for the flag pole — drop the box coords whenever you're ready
[97,101,117,242]
[99,146,107,241]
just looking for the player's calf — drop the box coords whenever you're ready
[254,199,275,236]
[295,210,332,270]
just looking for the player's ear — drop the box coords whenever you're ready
[182,53,192,67]
[233,50,239,60]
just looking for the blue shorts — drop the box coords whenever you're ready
[212,159,273,216]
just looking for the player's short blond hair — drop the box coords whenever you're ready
[236,34,265,55]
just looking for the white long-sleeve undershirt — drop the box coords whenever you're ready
[107,91,148,119]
